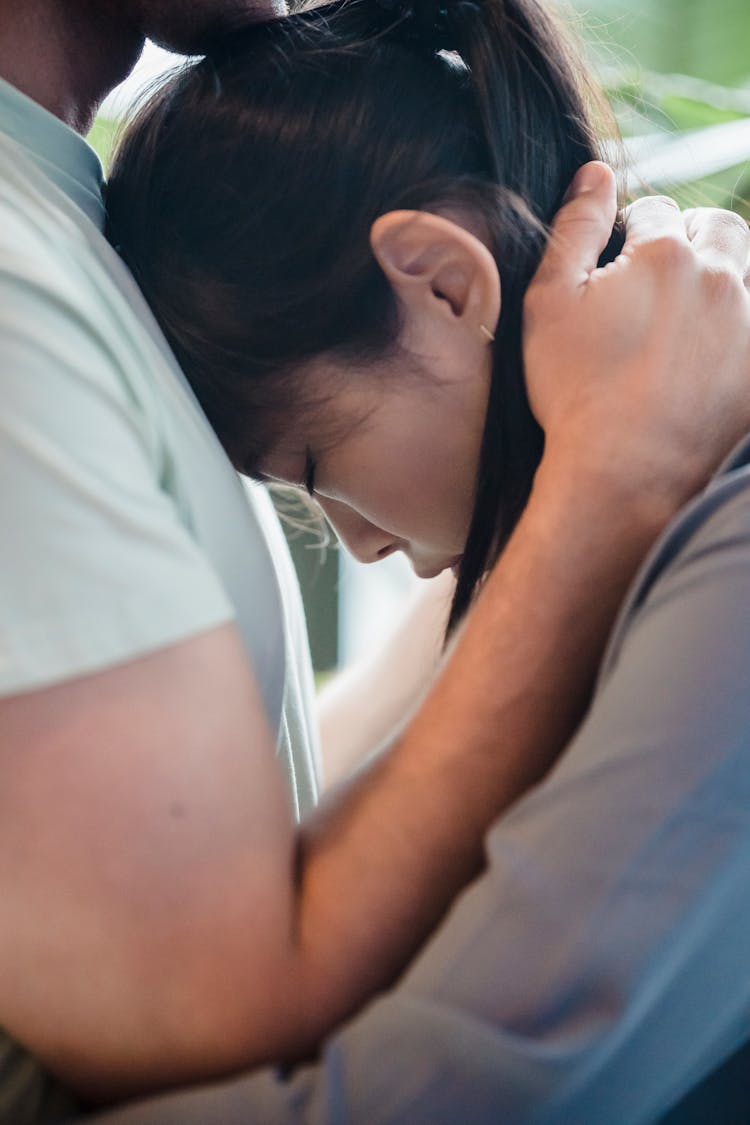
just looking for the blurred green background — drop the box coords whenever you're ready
[573,0,750,216]
[579,0,750,85]
[89,0,750,218]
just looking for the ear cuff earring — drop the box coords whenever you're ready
[479,323,496,343]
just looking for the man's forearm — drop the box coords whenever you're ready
[290,454,674,1052]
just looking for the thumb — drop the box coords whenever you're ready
[532,162,618,291]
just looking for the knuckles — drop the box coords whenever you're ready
[698,263,747,308]
[623,195,682,231]
[689,207,750,241]
[628,194,683,216]
[629,233,693,273]
[524,202,750,332]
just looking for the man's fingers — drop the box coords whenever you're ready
[532,161,618,291]
[683,207,750,279]
[622,195,689,251]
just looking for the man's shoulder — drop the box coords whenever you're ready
[0,135,171,420]
[0,160,71,284]
[0,133,80,249]
[0,144,119,357]
[0,132,131,329]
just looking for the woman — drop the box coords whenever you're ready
[106,0,624,629]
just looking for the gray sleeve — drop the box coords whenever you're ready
[86,477,750,1125]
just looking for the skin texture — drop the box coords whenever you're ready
[0,2,141,130]
[0,1,284,129]
[2,0,750,1104]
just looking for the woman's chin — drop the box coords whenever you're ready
[412,556,463,581]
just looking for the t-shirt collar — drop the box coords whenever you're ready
[0,75,105,229]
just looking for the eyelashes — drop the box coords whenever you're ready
[303,445,317,497]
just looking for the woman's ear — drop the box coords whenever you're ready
[370,210,501,343]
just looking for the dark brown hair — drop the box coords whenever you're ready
[106,0,622,630]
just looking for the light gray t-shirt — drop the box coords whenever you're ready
[0,77,319,1123]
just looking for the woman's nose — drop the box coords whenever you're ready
[316,497,400,565]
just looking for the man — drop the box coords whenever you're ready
[1,2,749,1123]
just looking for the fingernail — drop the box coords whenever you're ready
[570,162,608,197]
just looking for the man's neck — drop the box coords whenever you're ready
[0,1,144,134]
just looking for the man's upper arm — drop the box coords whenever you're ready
[0,245,303,1096]
[0,625,304,1102]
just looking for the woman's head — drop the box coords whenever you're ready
[257,207,501,578]
[106,0,620,625]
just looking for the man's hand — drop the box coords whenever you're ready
[525,162,750,518]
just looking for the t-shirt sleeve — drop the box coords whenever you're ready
[0,258,235,696]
